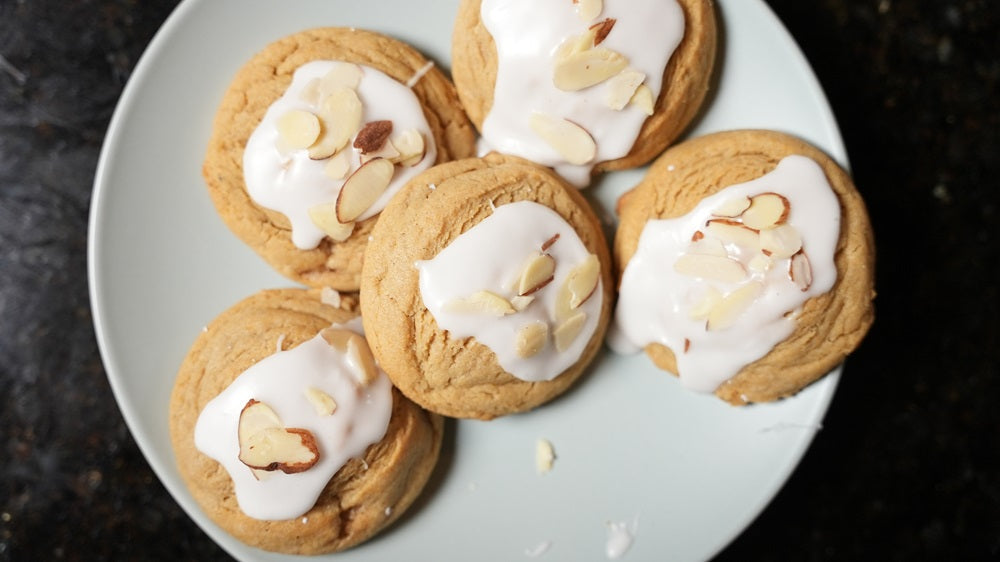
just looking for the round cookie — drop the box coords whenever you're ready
[169,288,444,555]
[203,28,477,291]
[451,0,716,180]
[360,153,614,420]
[613,129,876,404]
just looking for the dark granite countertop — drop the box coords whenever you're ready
[1,0,997,560]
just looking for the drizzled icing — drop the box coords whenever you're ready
[194,319,392,520]
[609,156,840,392]
[243,61,437,249]
[417,201,603,382]
[479,0,683,186]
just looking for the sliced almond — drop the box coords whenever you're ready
[529,112,597,165]
[443,290,516,316]
[237,400,320,474]
[713,195,752,218]
[536,438,556,474]
[308,87,363,160]
[318,62,363,96]
[789,250,813,291]
[516,321,549,358]
[759,223,803,259]
[336,157,394,223]
[705,219,760,250]
[517,252,556,296]
[354,120,393,154]
[747,253,773,274]
[688,286,723,320]
[299,78,322,105]
[674,253,747,284]
[276,109,321,150]
[563,253,601,310]
[390,129,427,166]
[706,282,764,331]
[359,138,400,164]
[510,295,535,312]
[308,202,355,242]
[589,17,615,45]
[553,47,628,91]
[304,387,338,416]
[741,192,790,230]
[604,68,646,111]
[628,84,655,115]
[323,150,352,180]
[320,328,378,385]
[688,236,728,258]
[555,29,599,59]
[574,0,602,21]
[553,311,587,352]
[541,233,560,251]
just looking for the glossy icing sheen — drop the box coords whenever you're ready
[610,156,840,392]
[243,61,437,249]
[194,320,392,520]
[479,0,683,185]
[417,201,602,382]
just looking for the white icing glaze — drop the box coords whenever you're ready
[605,517,639,560]
[194,320,392,520]
[417,201,603,382]
[479,0,684,186]
[609,155,840,392]
[243,61,437,249]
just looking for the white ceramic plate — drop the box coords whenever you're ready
[89,0,848,560]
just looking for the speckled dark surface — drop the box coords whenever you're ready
[1,0,997,560]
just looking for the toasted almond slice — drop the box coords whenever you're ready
[673,253,747,283]
[308,87,363,160]
[589,17,615,45]
[529,112,597,165]
[304,387,338,416]
[705,219,760,250]
[689,286,723,320]
[713,195,752,218]
[510,295,535,312]
[575,0,602,21]
[605,68,646,111]
[789,250,813,291]
[563,253,601,309]
[354,120,393,154]
[391,129,427,166]
[308,202,355,242]
[688,236,728,258]
[741,192,790,229]
[318,62,363,95]
[518,252,556,296]
[336,158,394,223]
[555,29,598,59]
[553,311,587,352]
[277,109,321,150]
[237,400,320,474]
[444,291,516,316]
[629,84,655,115]
[516,321,549,358]
[553,47,628,91]
[759,223,803,258]
[706,282,764,331]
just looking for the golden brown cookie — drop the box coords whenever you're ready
[360,153,614,420]
[203,28,477,291]
[169,288,444,555]
[614,129,875,404]
[451,0,716,175]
